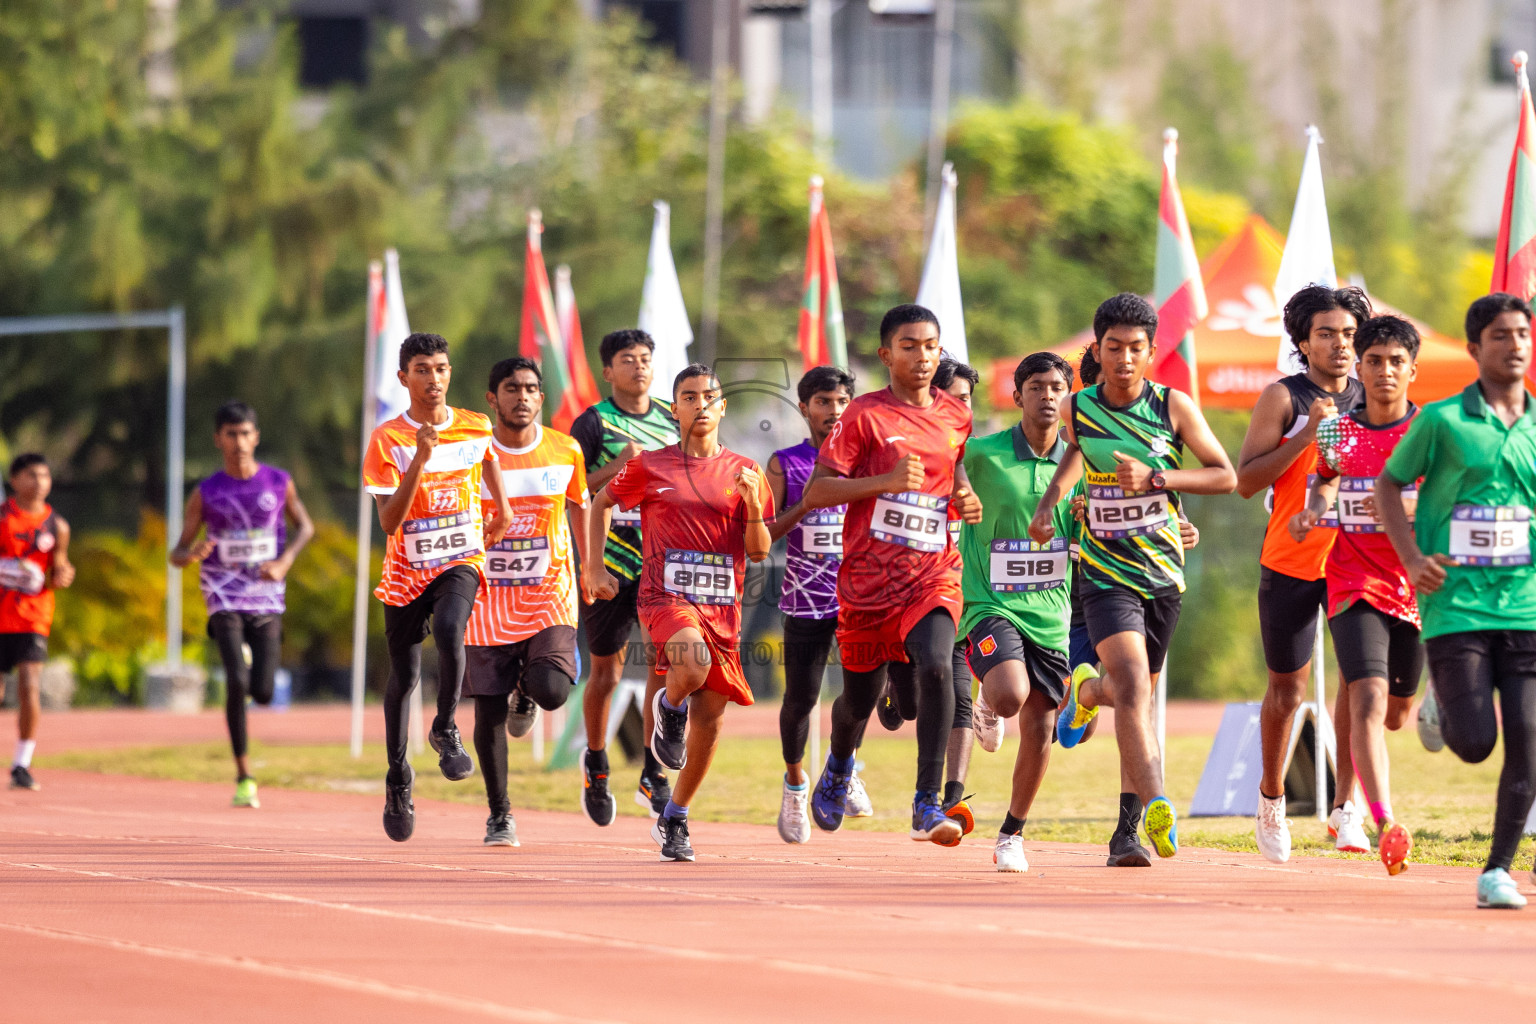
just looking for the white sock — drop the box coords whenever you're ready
[14,739,36,769]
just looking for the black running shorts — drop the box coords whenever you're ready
[1257,567,1327,674]
[1329,601,1424,698]
[581,577,640,659]
[382,564,481,648]
[964,615,1070,706]
[465,625,578,697]
[0,632,46,674]
[1080,587,1182,671]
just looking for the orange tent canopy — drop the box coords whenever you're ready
[989,215,1475,410]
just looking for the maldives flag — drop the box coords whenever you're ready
[1493,50,1536,301]
[519,209,573,426]
[1150,128,1208,403]
[796,176,849,372]
[552,264,600,432]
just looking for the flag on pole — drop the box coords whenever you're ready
[916,162,968,364]
[519,209,573,425]
[553,264,601,432]
[638,200,694,402]
[376,248,413,423]
[1149,129,1208,402]
[1493,50,1536,301]
[796,176,849,372]
[1274,126,1337,375]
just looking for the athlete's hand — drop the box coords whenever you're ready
[734,466,764,513]
[1111,451,1153,492]
[484,503,510,547]
[51,558,75,589]
[1287,509,1318,544]
[187,538,217,563]
[584,564,620,602]
[1027,507,1056,544]
[257,558,291,582]
[1070,494,1087,524]
[1179,516,1200,549]
[951,485,983,524]
[1407,552,1454,594]
[614,441,643,467]
[414,421,440,459]
[1305,396,1339,436]
[884,453,924,494]
[1358,494,1379,521]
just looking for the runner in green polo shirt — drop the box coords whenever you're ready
[1377,292,1536,910]
[958,352,1076,873]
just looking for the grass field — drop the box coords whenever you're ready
[39,711,1533,870]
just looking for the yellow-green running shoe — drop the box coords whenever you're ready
[233,778,260,809]
[1145,796,1177,858]
[1056,663,1100,748]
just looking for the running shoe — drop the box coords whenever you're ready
[484,813,519,847]
[1417,688,1445,753]
[428,721,475,781]
[876,683,903,731]
[777,777,811,844]
[1477,867,1527,909]
[9,764,40,791]
[382,766,415,842]
[652,814,696,862]
[1057,663,1100,749]
[1328,800,1372,853]
[650,690,688,771]
[635,765,671,819]
[843,770,874,818]
[581,751,617,827]
[1255,792,1291,863]
[232,778,260,809]
[910,791,963,846]
[1379,820,1412,876]
[506,689,538,739]
[971,688,1004,753]
[811,761,850,832]
[994,833,1029,873]
[1144,796,1178,859]
[943,794,976,838]
[1106,826,1151,867]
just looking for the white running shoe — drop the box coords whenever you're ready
[842,770,874,818]
[1255,792,1292,863]
[777,777,811,844]
[1418,688,1445,752]
[994,833,1029,873]
[972,688,1004,753]
[1328,800,1372,853]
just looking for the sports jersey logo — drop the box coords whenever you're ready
[257,492,280,513]
[506,511,539,537]
[427,486,459,513]
[34,531,55,553]
[978,634,997,657]
[1149,437,1170,458]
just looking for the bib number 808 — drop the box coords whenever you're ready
[882,509,940,536]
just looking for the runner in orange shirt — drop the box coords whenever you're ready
[464,357,590,847]
[0,455,75,791]
[363,332,510,842]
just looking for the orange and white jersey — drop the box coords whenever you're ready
[465,426,589,646]
[364,408,493,607]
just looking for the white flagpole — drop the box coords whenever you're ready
[350,263,383,759]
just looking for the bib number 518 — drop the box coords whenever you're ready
[1006,559,1057,577]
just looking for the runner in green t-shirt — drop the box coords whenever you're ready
[958,352,1075,873]
[1376,292,1536,910]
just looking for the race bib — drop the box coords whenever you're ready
[0,557,44,595]
[870,492,948,553]
[663,549,736,605]
[214,528,278,566]
[796,510,843,561]
[611,506,641,528]
[1448,505,1532,566]
[1336,478,1416,534]
[1087,484,1171,539]
[485,536,550,587]
[402,511,482,570]
[989,538,1068,592]
[948,518,962,544]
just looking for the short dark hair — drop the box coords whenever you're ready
[214,401,257,430]
[673,362,720,398]
[1281,286,1371,367]
[797,365,855,404]
[1014,352,1074,392]
[1092,293,1158,345]
[1465,292,1533,346]
[599,329,655,367]
[932,359,979,392]
[8,453,46,478]
[488,357,541,394]
[399,332,449,371]
[1354,314,1421,361]
[1078,344,1100,387]
[878,304,941,347]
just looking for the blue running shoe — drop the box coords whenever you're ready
[1057,663,1100,749]
[910,791,962,845]
[1145,796,1178,858]
[811,761,851,832]
[1477,868,1527,909]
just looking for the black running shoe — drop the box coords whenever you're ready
[876,684,903,731]
[581,750,617,827]
[635,765,671,819]
[483,812,519,847]
[505,690,538,739]
[650,690,688,770]
[383,767,415,842]
[9,765,39,791]
[428,721,474,781]
[1106,826,1151,867]
[651,813,696,862]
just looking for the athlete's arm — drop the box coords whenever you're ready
[801,455,923,510]
[1377,471,1450,593]
[737,465,771,562]
[1153,390,1237,495]
[567,499,593,604]
[170,489,214,567]
[482,453,511,546]
[1028,446,1084,544]
[1235,383,1336,498]
[50,515,74,589]
[1288,474,1340,543]
[582,487,620,601]
[258,479,315,582]
[375,421,439,535]
[1178,514,1200,550]
[765,453,803,542]
[587,442,643,491]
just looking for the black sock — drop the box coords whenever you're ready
[643,746,663,777]
[943,780,965,808]
[1000,812,1026,836]
[1117,792,1144,832]
[585,747,608,772]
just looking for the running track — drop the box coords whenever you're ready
[4,771,1534,1023]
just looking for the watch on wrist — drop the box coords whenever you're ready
[1150,470,1167,491]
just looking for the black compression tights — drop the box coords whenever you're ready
[472,665,573,817]
[830,609,957,793]
[383,590,475,781]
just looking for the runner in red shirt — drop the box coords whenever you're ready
[800,304,982,845]
[1290,314,1424,874]
[585,363,773,862]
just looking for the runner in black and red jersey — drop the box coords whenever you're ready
[800,305,982,846]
